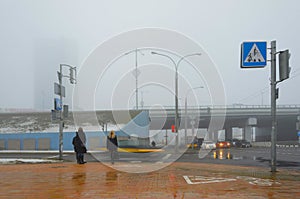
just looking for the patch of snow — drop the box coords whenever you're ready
[19,121,35,126]
[0,158,61,164]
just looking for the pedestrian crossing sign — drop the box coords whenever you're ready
[241,41,267,68]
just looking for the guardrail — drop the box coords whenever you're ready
[142,104,300,110]
[251,141,300,148]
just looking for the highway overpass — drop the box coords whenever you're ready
[147,105,300,142]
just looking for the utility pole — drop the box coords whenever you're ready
[241,40,290,173]
[270,41,277,172]
[55,64,76,160]
[135,49,138,110]
[58,66,63,160]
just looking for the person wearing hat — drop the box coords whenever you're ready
[72,127,87,164]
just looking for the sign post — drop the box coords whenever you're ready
[241,40,291,173]
[54,64,76,160]
[270,41,277,173]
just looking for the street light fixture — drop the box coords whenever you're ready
[151,51,201,152]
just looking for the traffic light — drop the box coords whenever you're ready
[63,105,69,118]
[171,125,175,133]
[296,116,300,131]
[279,49,291,81]
[69,67,76,84]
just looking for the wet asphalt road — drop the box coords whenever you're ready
[1,147,300,170]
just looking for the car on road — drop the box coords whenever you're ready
[187,137,203,149]
[226,139,241,147]
[201,141,216,150]
[236,140,252,148]
[216,141,231,148]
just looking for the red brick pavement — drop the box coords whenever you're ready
[0,162,299,198]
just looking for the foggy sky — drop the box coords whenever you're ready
[0,0,299,110]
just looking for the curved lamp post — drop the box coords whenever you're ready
[151,51,201,152]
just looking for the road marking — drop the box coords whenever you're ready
[113,164,142,168]
[183,176,236,184]
[236,176,281,186]
[162,154,172,160]
[130,161,142,163]
[249,179,280,186]
[184,175,281,186]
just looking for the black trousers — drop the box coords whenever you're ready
[76,152,85,164]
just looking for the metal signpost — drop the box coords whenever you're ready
[241,41,291,172]
[53,64,77,160]
[270,41,277,173]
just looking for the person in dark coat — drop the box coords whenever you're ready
[107,130,118,164]
[72,127,87,164]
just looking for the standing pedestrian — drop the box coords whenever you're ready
[72,127,87,164]
[107,130,118,164]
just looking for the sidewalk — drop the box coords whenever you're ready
[0,161,299,198]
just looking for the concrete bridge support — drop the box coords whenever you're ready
[244,126,254,142]
[243,118,257,142]
[225,127,233,141]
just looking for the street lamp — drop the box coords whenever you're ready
[184,86,204,147]
[124,48,144,110]
[151,51,201,152]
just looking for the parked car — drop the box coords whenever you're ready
[236,140,252,148]
[216,141,231,148]
[201,141,216,150]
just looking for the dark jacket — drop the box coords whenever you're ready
[72,132,87,153]
[107,136,118,151]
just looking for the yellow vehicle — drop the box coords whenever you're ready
[187,138,203,149]
[187,143,199,148]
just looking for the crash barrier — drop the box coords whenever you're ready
[251,141,299,148]
[251,142,271,148]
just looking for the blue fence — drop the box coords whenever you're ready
[0,111,150,151]
[0,131,113,150]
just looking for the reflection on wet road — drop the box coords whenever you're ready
[105,171,119,185]
[213,149,233,160]
[196,147,300,169]
[1,162,300,198]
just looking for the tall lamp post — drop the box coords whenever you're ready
[184,86,204,146]
[151,51,201,152]
[125,48,144,110]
